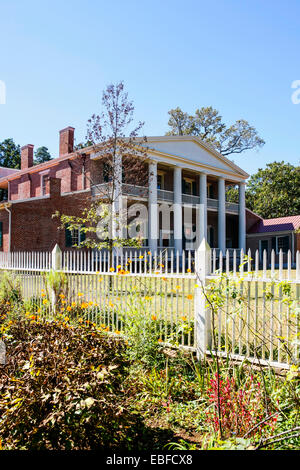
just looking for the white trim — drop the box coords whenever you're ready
[247,230,293,238]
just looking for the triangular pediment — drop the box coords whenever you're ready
[143,136,248,177]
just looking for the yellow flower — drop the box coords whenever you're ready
[187,268,191,273]
[162,277,167,281]
[194,284,199,288]
[175,285,180,290]
[37,308,41,314]
[66,306,72,312]
[145,296,152,301]
[43,299,48,305]
[151,315,157,321]
[78,292,84,297]
[117,264,122,269]
[147,251,151,255]
[109,301,114,308]
[115,330,121,335]
[158,338,163,343]
[98,278,103,282]
[110,267,115,272]
[71,302,76,307]
[187,294,193,300]
[59,293,65,299]
[81,302,88,309]
[64,316,70,322]
[127,259,132,264]
[181,316,187,322]
[88,301,94,306]
[41,292,46,297]
[139,255,144,259]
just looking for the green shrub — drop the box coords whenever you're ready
[0,318,134,450]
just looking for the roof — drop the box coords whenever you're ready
[143,136,249,179]
[0,166,20,178]
[248,215,300,234]
[0,135,249,189]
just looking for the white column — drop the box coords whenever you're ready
[199,172,207,244]
[173,166,182,253]
[112,153,122,239]
[218,177,226,253]
[239,182,246,251]
[148,161,158,252]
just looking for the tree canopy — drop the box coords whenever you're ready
[0,138,21,169]
[166,106,265,156]
[34,146,52,165]
[226,161,300,219]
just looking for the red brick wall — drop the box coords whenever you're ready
[0,185,92,252]
[8,154,91,201]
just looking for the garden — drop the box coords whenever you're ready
[0,271,299,451]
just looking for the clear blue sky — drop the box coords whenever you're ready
[0,0,299,175]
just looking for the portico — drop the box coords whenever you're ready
[145,160,246,254]
[91,135,248,253]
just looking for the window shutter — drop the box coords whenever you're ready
[0,222,3,248]
[65,225,73,248]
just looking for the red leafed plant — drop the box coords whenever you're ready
[206,373,277,438]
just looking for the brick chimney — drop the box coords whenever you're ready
[21,145,34,170]
[59,127,75,156]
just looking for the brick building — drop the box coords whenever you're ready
[0,127,249,253]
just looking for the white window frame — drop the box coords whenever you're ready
[40,171,50,196]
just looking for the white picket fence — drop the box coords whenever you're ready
[0,245,299,369]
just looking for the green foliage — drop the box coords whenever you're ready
[166,106,265,156]
[0,272,23,306]
[0,318,133,450]
[121,293,165,367]
[245,161,300,218]
[0,138,21,169]
[34,146,52,164]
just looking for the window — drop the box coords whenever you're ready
[157,171,165,190]
[65,225,86,248]
[103,163,111,183]
[276,236,289,254]
[182,178,196,195]
[41,175,48,196]
[207,183,214,199]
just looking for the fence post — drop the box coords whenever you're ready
[51,244,62,311]
[194,239,212,360]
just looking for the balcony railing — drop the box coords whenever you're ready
[91,184,239,214]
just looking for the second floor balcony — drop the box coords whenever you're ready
[91,183,240,215]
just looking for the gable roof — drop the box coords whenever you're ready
[143,136,249,179]
[248,215,300,234]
